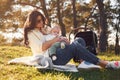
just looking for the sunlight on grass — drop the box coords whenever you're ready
[98,52,120,61]
[0,46,120,80]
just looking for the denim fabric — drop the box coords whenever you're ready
[53,37,99,65]
[74,37,86,47]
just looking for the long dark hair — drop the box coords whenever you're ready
[24,10,46,46]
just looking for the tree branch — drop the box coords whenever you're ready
[84,4,97,31]
[14,2,42,10]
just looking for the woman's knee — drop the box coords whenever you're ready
[74,37,86,46]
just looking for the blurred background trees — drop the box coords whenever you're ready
[0,0,119,54]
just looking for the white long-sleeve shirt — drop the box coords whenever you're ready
[28,29,48,57]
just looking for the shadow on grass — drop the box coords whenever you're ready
[37,69,120,80]
[37,69,81,80]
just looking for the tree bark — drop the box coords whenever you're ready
[72,0,77,31]
[39,0,51,27]
[96,0,108,52]
[115,31,120,55]
[56,0,66,36]
[84,4,97,31]
[115,13,120,55]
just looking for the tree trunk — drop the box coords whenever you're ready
[56,0,66,36]
[115,32,120,55]
[39,0,51,27]
[115,14,120,55]
[72,0,77,31]
[96,0,108,52]
[84,4,97,31]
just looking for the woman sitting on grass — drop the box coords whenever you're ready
[23,10,120,69]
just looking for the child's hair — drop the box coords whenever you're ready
[52,23,60,29]
[50,23,61,35]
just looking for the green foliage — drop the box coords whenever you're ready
[0,46,120,80]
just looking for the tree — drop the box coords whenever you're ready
[104,0,120,54]
[72,0,77,30]
[84,4,97,31]
[56,0,66,36]
[0,0,13,30]
[96,0,108,52]
[114,2,120,55]
[39,0,51,26]
[0,0,119,49]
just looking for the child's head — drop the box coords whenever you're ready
[51,24,61,36]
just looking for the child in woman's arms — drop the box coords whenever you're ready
[45,24,69,60]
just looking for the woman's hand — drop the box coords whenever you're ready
[59,36,70,44]
[42,36,70,51]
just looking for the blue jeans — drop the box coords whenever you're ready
[53,37,99,65]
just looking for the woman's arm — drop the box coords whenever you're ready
[42,37,60,51]
[42,36,70,51]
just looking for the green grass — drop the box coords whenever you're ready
[0,46,120,80]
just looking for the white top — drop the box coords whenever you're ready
[45,34,56,41]
[28,29,48,57]
[44,34,57,57]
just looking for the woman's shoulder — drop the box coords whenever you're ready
[28,29,41,35]
[28,29,45,40]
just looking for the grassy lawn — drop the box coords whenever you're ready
[0,46,120,80]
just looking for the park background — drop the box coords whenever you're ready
[0,0,120,80]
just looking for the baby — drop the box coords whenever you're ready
[45,25,67,60]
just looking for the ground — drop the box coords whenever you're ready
[0,46,120,80]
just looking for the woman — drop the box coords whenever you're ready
[24,10,120,69]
